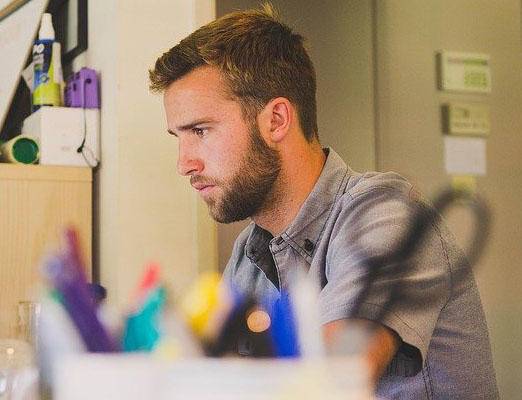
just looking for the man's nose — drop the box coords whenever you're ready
[177,140,203,176]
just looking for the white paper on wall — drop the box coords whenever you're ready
[444,136,487,175]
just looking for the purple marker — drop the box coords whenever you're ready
[44,254,117,353]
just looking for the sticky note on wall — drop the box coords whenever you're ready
[444,136,486,175]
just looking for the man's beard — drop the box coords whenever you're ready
[194,123,281,223]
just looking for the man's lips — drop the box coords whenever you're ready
[191,182,216,193]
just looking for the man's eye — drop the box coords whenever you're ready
[193,127,207,137]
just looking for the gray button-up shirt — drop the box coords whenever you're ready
[223,148,498,399]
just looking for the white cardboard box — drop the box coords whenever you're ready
[22,106,100,167]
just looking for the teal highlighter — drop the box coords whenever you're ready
[122,287,166,352]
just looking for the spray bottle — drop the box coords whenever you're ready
[32,13,63,110]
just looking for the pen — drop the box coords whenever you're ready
[44,254,117,352]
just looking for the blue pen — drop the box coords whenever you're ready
[268,291,300,358]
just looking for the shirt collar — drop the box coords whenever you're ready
[246,148,353,258]
[245,224,272,262]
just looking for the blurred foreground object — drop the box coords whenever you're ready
[38,227,115,394]
[53,356,370,400]
[0,339,38,400]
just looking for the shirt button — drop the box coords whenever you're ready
[304,239,314,252]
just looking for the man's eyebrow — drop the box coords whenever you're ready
[176,118,216,131]
[167,118,217,137]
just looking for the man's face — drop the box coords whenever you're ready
[163,66,281,223]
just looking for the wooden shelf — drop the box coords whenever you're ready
[0,163,92,182]
[0,163,92,338]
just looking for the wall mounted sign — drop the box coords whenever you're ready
[437,51,491,94]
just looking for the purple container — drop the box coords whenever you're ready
[65,67,100,108]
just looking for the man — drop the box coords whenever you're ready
[149,5,498,399]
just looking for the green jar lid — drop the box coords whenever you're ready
[12,137,39,164]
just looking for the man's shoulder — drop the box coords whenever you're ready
[324,170,420,258]
[344,170,415,201]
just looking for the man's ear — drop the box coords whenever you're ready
[258,97,293,143]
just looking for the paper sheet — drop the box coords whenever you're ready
[444,136,487,175]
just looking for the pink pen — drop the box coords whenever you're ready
[130,262,160,312]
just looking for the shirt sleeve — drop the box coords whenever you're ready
[318,186,451,371]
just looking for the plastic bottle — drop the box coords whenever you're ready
[0,135,39,164]
[32,13,63,110]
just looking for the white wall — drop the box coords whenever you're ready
[79,0,217,308]
[375,1,522,397]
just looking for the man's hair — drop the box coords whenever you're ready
[149,3,318,142]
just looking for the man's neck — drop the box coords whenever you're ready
[253,143,326,236]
